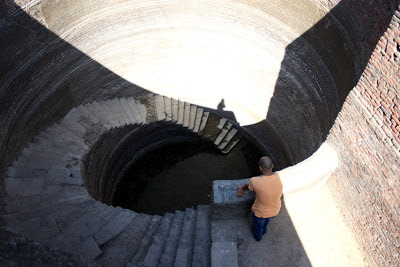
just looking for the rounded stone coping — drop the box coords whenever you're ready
[212,141,338,205]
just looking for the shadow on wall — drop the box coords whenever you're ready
[257,0,397,165]
[0,2,152,181]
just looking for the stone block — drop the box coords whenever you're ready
[93,210,136,246]
[78,236,102,260]
[211,242,238,267]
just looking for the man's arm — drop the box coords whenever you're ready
[236,184,249,198]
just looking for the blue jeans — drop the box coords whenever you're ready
[252,213,272,241]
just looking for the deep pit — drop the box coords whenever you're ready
[114,141,262,215]
[82,119,264,215]
[1,1,399,265]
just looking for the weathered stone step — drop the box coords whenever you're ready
[119,97,137,125]
[126,97,144,124]
[101,99,123,126]
[142,212,175,266]
[164,96,173,122]
[193,107,204,133]
[198,113,227,143]
[60,111,87,138]
[111,98,131,126]
[22,199,99,244]
[218,128,238,150]
[84,101,116,129]
[158,210,185,267]
[24,140,85,162]
[192,205,211,267]
[188,105,197,131]
[183,102,191,128]
[2,198,96,230]
[95,213,154,266]
[112,98,132,125]
[174,208,197,267]
[67,107,100,136]
[198,111,210,133]
[214,122,232,146]
[129,215,163,265]
[171,98,179,123]
[93,209,137,248]
[48,204,121,256]
[43,124,89,152]
[154,94,166,121]
[177,100,185,125]
[135,94,157,124]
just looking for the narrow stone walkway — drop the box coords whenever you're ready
[236,183,366,266]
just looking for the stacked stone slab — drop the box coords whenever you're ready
[2,93,238,265]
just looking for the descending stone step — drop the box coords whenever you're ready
[48,204,121,257]
[109,99,129,126]
[112,98,131,125]
[2,198,95,233]
[198,111,210,133]
[15,199,98,244]
[85,101,116,129]
[60,111,87,138]
[129,215,163,265]
[93,209,137,247]
[214,122,232,146]
[192,205,211,267]
[218,128,238,150]
[67,107,101,141]
[136,94,162,124]
[222,134,243,154]
[164,96,172,122]
[95,213,154,266]
[183,102,191,128]
[174,208,197,267]
[119,98,137,125]
[177,100,185,125]
[43,124,89,154]
[193,108,204,133]
[126,97,144,124]
[158,210,185,267]
[142,212,175,266]
[76,104,101,126]
[171,98,179,123]
[198,113,227,143]
[101,100,122,126]
[188,105,197,130]
[154,94,167,121]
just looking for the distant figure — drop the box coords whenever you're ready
[236,156,283,241]
[217,99,225,111]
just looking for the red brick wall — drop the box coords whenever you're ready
[327,9,400,266]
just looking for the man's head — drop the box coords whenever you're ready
[259,156,274,174]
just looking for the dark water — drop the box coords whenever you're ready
[114,141,261,215]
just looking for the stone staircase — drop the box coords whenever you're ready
[2,93,242,266]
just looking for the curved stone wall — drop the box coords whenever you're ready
[1,0,393,175]
[1,0,399,265]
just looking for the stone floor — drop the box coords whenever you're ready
[236,183,366,267]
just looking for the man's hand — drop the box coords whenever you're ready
[236,186,245,198]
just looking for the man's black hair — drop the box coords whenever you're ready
[259,156,273,170]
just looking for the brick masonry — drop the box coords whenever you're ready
[327,7,400,266]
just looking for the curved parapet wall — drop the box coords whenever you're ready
[212,141,338,220]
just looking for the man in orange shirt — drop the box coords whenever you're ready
[236,156,283,241]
